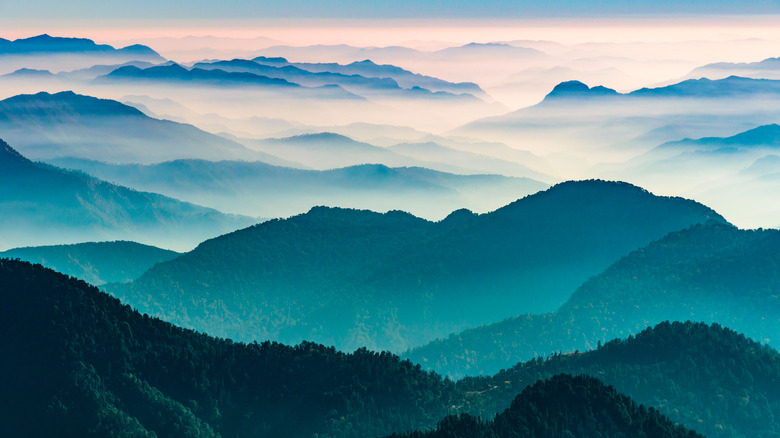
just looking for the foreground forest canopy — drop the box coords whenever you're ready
[7,258,780,437]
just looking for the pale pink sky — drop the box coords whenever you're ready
[5,17,780,48]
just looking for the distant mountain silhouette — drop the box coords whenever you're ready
[0,34,163,61]
[0,91,291,164]
[0,139,256,251]
[541,80,619,101]
[46,157,548,219]
[1,241,180,285]
[688,56,780,81]
[244,132,422,169]
[106,180,724,352]
[99,64,364,99]
[252,56,484,95]
[455,76,780,154]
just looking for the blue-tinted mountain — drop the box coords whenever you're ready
[541,80,619,101]
[659,123,780,150]
[0,139,255,251]
[456,76,780,154]
[106,180,724,352]
[0,91,288,164]
[398,374,701,438]
[1,241,180,285]
[1,68,56,78]
[192,59,401,90]
[405,223,780,379]
[46,157,548,219]
[252,56,484,95]
[629,76,780,98]
[688,56,780,80]
[99,63,363,99]
[0,34,163,61]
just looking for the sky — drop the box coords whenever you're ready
[3,0,780,21]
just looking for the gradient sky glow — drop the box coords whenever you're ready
[4,0,780,20]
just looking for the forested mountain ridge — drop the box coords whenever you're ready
[107,179,725,352]
[406,223,780,379]
[3,258,774,438]
[0,258,464,438]
[457,321,780,438]
[0,241,180,285]
[398,374,703,438]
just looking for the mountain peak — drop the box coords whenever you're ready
[544,80,619,101]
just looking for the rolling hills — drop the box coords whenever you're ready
[106,180,724,352]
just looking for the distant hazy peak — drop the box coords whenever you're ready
[543,80,619,100]
[0,90,145,117]
[277,132,358,143]
[0,34,163,60]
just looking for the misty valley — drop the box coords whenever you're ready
[2,15,780,438]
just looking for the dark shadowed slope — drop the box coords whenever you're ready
[0,258,465,438]
[458,322,780,438]
[107,180,724,352]
[1,241,180,285]
[399,374,701,438]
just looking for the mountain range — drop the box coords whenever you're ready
[105,180,724,352]
[0,35,165,75]
[0,139,255,251]
[46,157,548,219]
[456,76,780,161]
[9,256,779,437]
[0,91,288,164]
[405,222,780,379]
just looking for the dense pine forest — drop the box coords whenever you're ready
[5,258,780,437]
[397,375,703,438]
